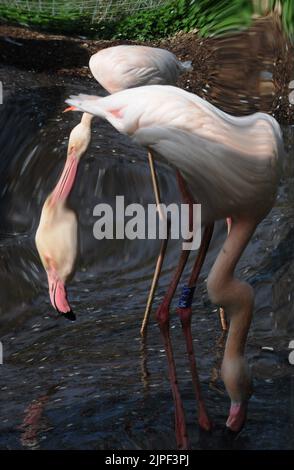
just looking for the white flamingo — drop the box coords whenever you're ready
[35,113,93,320]
[65,84,283,447]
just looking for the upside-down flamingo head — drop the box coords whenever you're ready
[47,265,76,321]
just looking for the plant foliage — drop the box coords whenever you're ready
[0,0,293,41]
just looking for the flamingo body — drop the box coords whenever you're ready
[66,85,283,224]
[89,45,192,93]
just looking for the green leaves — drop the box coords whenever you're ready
[281,0,294,40]
[114,0,254,40]
[0,0,293,41]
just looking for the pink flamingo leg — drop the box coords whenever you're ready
[177,224,214,431]
[155,170,196,449]
[156,249,191,449]
[156,171,193,449]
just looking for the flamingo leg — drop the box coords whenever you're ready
[207,216,256,432]
[141,233,169,337]
[218,217,232,331]
[176,224,214,431]
[155,170,197,449]
[141,151,170,337]
[156,247,191,449]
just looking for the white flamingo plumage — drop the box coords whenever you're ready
[89,45,192,93]
[65,84,283,447]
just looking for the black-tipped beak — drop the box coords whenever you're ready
[63,310,76,321]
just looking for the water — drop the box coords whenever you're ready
[0,64,294,450]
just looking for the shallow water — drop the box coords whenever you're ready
[0,65,294,450]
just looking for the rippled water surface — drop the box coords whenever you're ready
[0,64,294,450]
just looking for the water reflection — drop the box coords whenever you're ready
[19,385,58,449]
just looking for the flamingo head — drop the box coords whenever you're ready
[35,211,78,322]
[67,113,92,161]
[46,264,76,321]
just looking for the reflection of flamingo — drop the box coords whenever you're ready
[19,385,58,448]
[35,113,93,320]
[66,85,283,447]
[63,45,192,330]
[19,394,49,448]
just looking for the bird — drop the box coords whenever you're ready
[88,44,192,93]
[65,84,283,448]
[62,45,193,332]
[35,113,93,320]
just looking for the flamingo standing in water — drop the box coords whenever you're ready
[66,85,283,447]
[43,44,192,325]
[35,113,93,320]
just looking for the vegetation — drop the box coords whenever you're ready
[269,0,294,39]
[116,0,255,40]
[0,0,293,41]
[0,4,110,36]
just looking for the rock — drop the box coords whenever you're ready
[289,90,294,104]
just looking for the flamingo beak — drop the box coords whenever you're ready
[63,106,77,113]
[63,310,76,321]
[47,272,76,321]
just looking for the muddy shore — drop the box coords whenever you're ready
[0,16,294,123]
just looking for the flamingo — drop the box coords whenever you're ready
[88,45,192,91]
[56,45,193,329]
[35,113,93,320]
[65,84,283,448]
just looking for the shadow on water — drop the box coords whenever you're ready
[0,50,294,449]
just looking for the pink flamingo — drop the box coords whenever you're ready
[35,113,93,320]
[88,45,192,92]
[66,84,283,447]
[37,45,192,322]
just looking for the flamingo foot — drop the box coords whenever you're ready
[226,402,247,432]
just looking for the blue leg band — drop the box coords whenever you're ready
[178,286,196,309]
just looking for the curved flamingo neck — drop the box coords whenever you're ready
[50,152,78,207]
[81,112,94,126]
